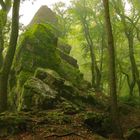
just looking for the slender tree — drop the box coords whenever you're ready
[0,0,20,112]
[103,0,123,138]
[70,0,101,89]
[113,0,140,97]
[0,0,11,68]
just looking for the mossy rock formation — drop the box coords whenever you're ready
[10,23,86,110]
[58,49,79,68]
[18,68,90,111]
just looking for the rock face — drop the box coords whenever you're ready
[10,23,86,110]
[9,5,90,111]
[58,42,72,54]
[13,24,82,85]
[29,5,58,27]
[28,5,79,68]
[18,77,58,111]
[58,49,79,68]
[18,68,81,111]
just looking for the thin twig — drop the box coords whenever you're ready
[45,132,86,139]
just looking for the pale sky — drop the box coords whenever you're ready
[9,0,130,26]
[19,0,70,25]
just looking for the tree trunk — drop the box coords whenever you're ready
[0,31,4,68]
[82,21,101,90]
[95,63,101,91]
[0,0,20,112]
[103,0,123,138]
[97,35,105,91]
[85,23,101,91]
[113,0,140,97]
[82,21,96,87]
[0,1,11,69]
[127,34,140,96]
[0,11,7,69]
[127,35,136,96]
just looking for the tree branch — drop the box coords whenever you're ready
[45,132,86,139]
[118,63,130,87]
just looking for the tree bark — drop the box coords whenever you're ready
[82,20,96,87]
[0,30,4,68]
[0,10,7,69]
[128,35,140,97]
[127,35,136,96]
[82,21,101,90]
[0,0,11,69]
[103,0,123,138]
[0,0,20,112]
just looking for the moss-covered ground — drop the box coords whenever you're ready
[0,93,139,140]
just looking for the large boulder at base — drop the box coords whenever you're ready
[18,68,94,111]
[34,68,80,100]
[18,77,58,111]
[18,68,81,111]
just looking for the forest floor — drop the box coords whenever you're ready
[0,95,139,140]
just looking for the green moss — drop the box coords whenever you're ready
[62,101,80,115]
[34,68,64,87]
[57,39,71,54]
[9,70,33,110]
[17,71,33,87]
[119,96,140,107]
[0,113,27,136]
[11,23,85,110]
[57,60,83,86]
[46,111,71,125]
[13,23,83,89]
[14,24,61,72]
[18,77,58,111]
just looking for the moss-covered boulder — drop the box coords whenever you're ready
[57,60,83,86]
[18,77,58,111]
[62,100,80,115]
[17,68,91,111]
[18,68,82,110]
[34,68,65,89]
